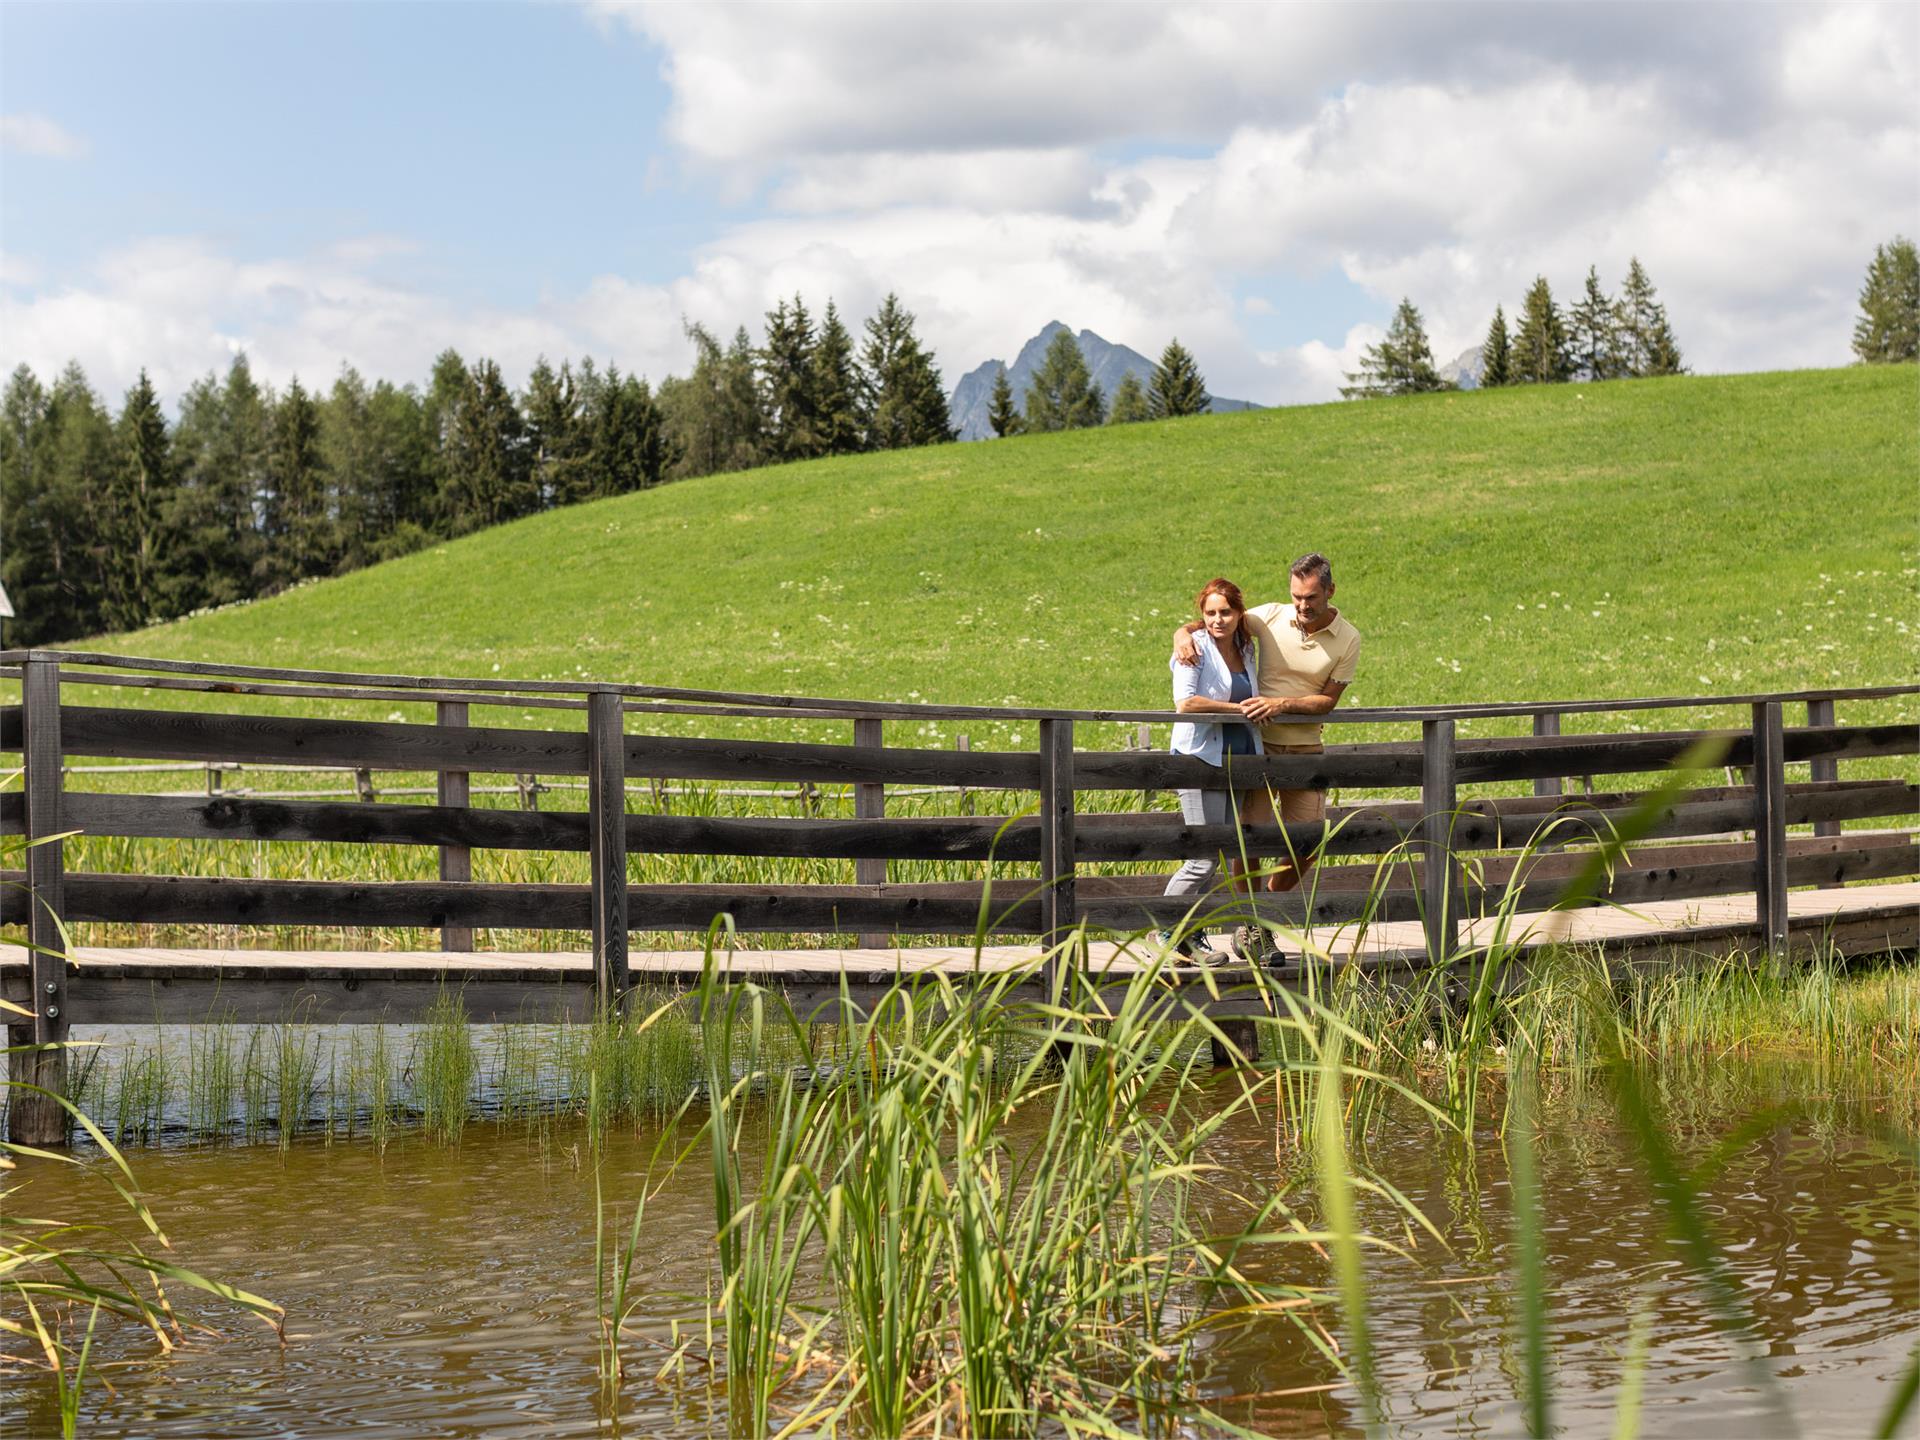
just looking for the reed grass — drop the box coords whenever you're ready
[414,992,478,1144]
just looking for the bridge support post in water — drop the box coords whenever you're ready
[1531,711,1562,797]
[1421,718,1460,967]
[587,690,629,1010]
[1806,698,1841,837]
[437,700,474,953]
[854,718,889,951]
[9,657,69,1147]
[1752,701,1790,964]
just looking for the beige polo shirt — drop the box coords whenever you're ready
[1244,603,1361,747]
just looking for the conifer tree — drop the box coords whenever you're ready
[1851,235,1919,363]
[102,370,174,631]
[1107,370,1150,423]
[1568,266,1619,380]
[760,294,823,462]
[1612,258,1685,377]
[987,365,1023,436]
[1480,306,1512,388]
[258,376,335,591]
[722,326,767,470]
[441,358,534,534]
[0,365,51,639]
[1149,339,1209,418]
[524,358,586,507]
[659,322,764,479]
[1342,298,1451,398]
[1510,277,1572,384]
[859,293,955,449]
[1023,329,1105,431]
[584,365,667,495]
[163,355,269,617]
[324,366,433,570]
[810,302,863,455]
[1,363,116,642]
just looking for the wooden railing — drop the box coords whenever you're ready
[2,652,1916,1029]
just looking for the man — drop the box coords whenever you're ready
[1172,552,1361,954]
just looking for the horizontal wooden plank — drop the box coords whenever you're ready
[35,779,1918,871]
[12,646,1916,725]
[0,704,18,751]
[61,705,594,775]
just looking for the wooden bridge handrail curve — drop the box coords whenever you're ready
[4,649,1915,729]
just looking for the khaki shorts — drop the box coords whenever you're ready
[1266,744,1326,824]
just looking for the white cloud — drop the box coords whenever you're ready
[0,113,88,159]
[6,4,1917,411]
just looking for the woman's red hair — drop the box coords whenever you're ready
[1195,577,1250,652]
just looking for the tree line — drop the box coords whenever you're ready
[984,332,1211,437]
[1345,257,1686,398]
[1344,236,1918,400]
[0,292,955,645]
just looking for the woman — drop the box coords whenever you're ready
[1159,577,1262,960]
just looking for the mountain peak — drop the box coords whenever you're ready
[947,324,1256,440]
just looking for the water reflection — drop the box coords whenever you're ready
[3,1055,1913,1438]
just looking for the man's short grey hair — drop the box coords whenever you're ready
[1290,552,1333,588]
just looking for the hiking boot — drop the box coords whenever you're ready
[1230,924,1276,965]
[1154,928,1200,960]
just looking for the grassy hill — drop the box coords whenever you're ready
[80,365,1920,735]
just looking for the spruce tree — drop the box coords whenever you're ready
[585,366,667,495]
[524,357,586,507]
[810,302,863,455]
[1568,266,1618,380]
[760,294,823,462]
[1024,329,1104,431]
[441,359,533,534]
[1612,258,1685,377]
[1107,370,1150,423]
[258,376,335,592]
[0,363,116,643]
[1510,277,1572,384]
[0,366,51,640]
[859,294,955,449]
[1149,339,1209,418]
[103,370,174,631]
[1342,298,1451,398]
[722,326,766,471]
[1481,306,1512,388]
[987,365,1023,436]
[325,368,433,569]
[163,355,269,617]
[1851,235,1919,363]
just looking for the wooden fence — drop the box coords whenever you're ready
[3,651,1916,1031]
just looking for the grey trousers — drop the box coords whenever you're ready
[1162,786,1243,898]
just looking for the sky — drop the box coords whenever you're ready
[2,0,1916,411]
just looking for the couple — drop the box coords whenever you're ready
[1160,552,1360,965]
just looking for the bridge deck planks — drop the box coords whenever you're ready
[3,882,1911,990]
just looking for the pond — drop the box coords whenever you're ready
[5,1028,1913,1439]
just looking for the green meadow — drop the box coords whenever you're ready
[73,363,1917,727]
[10,365,1915,951]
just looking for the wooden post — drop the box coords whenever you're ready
[1421,718,1459,968]
[10,658,68,1146]
[853,718,888,951]
[1806,697,1840,838]
[1752,701,1790,961]
[1038,718,1077,953]
[1531,711,1562,797]
[587,691,629,1009]
[437,701,473,953]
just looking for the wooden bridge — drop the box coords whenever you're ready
[4,650,1916,1143]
